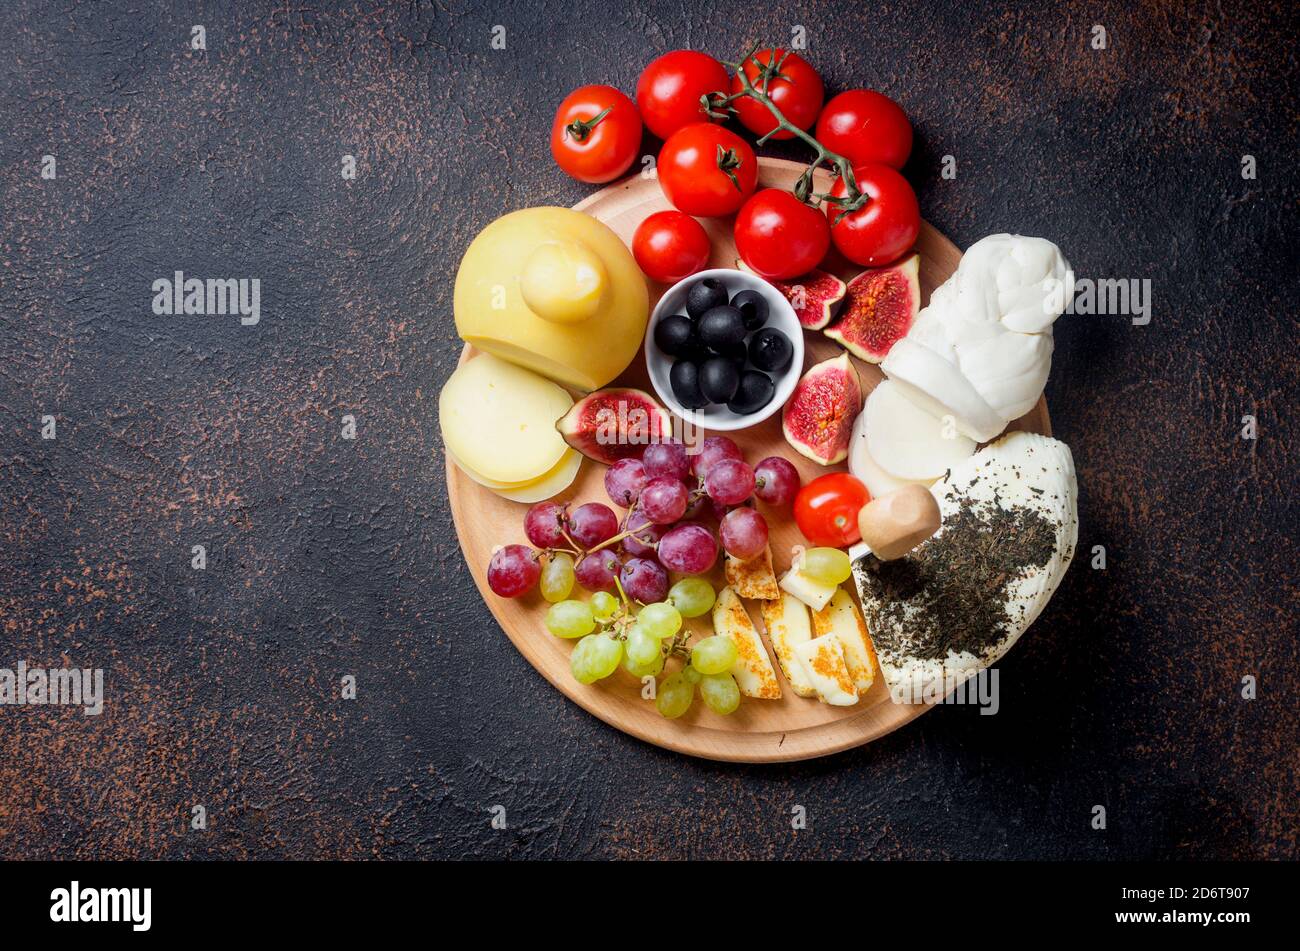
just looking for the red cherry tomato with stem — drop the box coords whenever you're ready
[734,189,830,280]
[815,90,913,170]
[658,123,758,217]
[794,473,871,548]
[633,210,712,284]
[731,48,824,141]
[825,163,920,267]
[636,50,730,141]
[550,85,642,184]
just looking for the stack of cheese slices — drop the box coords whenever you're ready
[440,354,582,502]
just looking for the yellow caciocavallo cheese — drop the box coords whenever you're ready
[453,207,648,392]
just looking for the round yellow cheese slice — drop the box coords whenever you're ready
[439,354,574,484]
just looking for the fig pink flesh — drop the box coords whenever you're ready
[782,354,862,465]
[825,254,920,363]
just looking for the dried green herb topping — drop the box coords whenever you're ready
[854,495,1059,661]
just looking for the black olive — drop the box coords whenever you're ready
[653,314,696,357]
[730,289,768,330]
[685,278,729,320]
[669,360,709,409]
[727,370,775,415]
[713,336,748,362]
[748,327,793,373]
[697,306,747,351]
[699,356,740,404]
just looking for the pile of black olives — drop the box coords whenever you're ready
[653,277,794,415]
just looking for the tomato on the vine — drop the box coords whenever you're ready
[824,163,920,267]
[636,50,730,141]
[632,210,712,284]
[815,90,913,170]
[794,473,871,548]
[734,189,830,280]
[550,85,643,184]
[658,123,758,217]
[730,48,824,140]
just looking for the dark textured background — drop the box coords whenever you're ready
[0,0,1296,860]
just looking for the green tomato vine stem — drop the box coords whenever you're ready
[704,43,867,215]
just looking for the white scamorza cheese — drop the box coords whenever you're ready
[881,234,1073,442]
[850,431,1078,701]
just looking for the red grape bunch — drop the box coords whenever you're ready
[487,435,802,603]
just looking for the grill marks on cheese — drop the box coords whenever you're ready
[807,639,855,695]
[712,586,782,700]
[724,545,780,600]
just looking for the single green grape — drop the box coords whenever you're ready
[655,672,695,719]
[682,665,702,685]
[623,650,665,679]
[690,635,738,676]
[667,577,715,618]
[590,590,619,622]
[699,672,741,715]
[637,601,682,640]
[545,599,596,639]
[625,624,661,667]
[540,552,575,603]
[801,547,852,586]
[571,634,623,684]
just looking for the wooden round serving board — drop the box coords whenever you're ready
[447,158,1051,762]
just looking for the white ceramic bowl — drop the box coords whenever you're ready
[644,268,804,432]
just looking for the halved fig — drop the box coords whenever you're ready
[825,253,920,363]
[781,353,862,465]
[736,259,846,329]
[557,388,672,465]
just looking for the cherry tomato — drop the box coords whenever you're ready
[550,85,642,184]
[730,49,824,140]
[633,210,712,284]
[824,163,920,267]
[815,90,913,170]
[794,473,871,548]
[734,189,830,280]
[658,123,758,217]
[636,50,730,141]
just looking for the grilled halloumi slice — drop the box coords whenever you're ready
[778,568,839,611]
[724,544,779,600]
[711,586,782,699]
[794,634,858,706]
[760,591,817,698]
[810,589,878,693]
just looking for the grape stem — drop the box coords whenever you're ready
[703,43,868,220]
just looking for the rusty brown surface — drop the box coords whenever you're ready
[0,0,1295,859]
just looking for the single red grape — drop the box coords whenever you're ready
[753,456,801,506]
[657,523,718,575]
[642,440,690,481]
[574,550,621,592]
[641,477,689,524]
[568,502,619,548]
[621,557,669,603]
[719,507,769,560]
[605,458,648,508]
[488,544,541,597]
[704,458,756,506]
[524,502,569,549]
